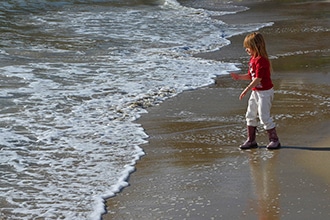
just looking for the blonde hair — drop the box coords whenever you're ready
[243,32,269,59]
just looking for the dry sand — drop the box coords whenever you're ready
[103,1,330,219]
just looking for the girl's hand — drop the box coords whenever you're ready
[238,78,261,100]
[230,73,239,80]
[239,90,247,100]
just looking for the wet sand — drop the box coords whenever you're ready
[103,1,330,219]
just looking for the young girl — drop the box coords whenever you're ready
[231,32,280,150]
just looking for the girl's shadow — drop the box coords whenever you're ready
[281,146,330,151]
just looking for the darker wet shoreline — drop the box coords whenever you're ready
[103,1,330,219]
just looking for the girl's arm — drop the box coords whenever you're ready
[231,73,251,81]
[239,77,262,100]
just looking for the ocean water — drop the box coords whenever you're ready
[0,0,272,219]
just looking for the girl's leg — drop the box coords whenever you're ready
[266,127,281,149]
[246,91,258,127]
[257,89,280,149]
[257,89,275,130]
[240,92,259,149]
[240,126,258,149]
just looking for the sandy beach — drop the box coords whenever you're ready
[103,1,330,219]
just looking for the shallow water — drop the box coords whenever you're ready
[104,1,330,219]
[0,0,276,219]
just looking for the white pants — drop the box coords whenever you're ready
[246,88,275,130]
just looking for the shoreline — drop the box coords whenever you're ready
[103,0,330,219]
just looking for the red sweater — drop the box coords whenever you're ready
[248,56,273,91]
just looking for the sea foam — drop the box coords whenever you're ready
[0,0,272,219]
